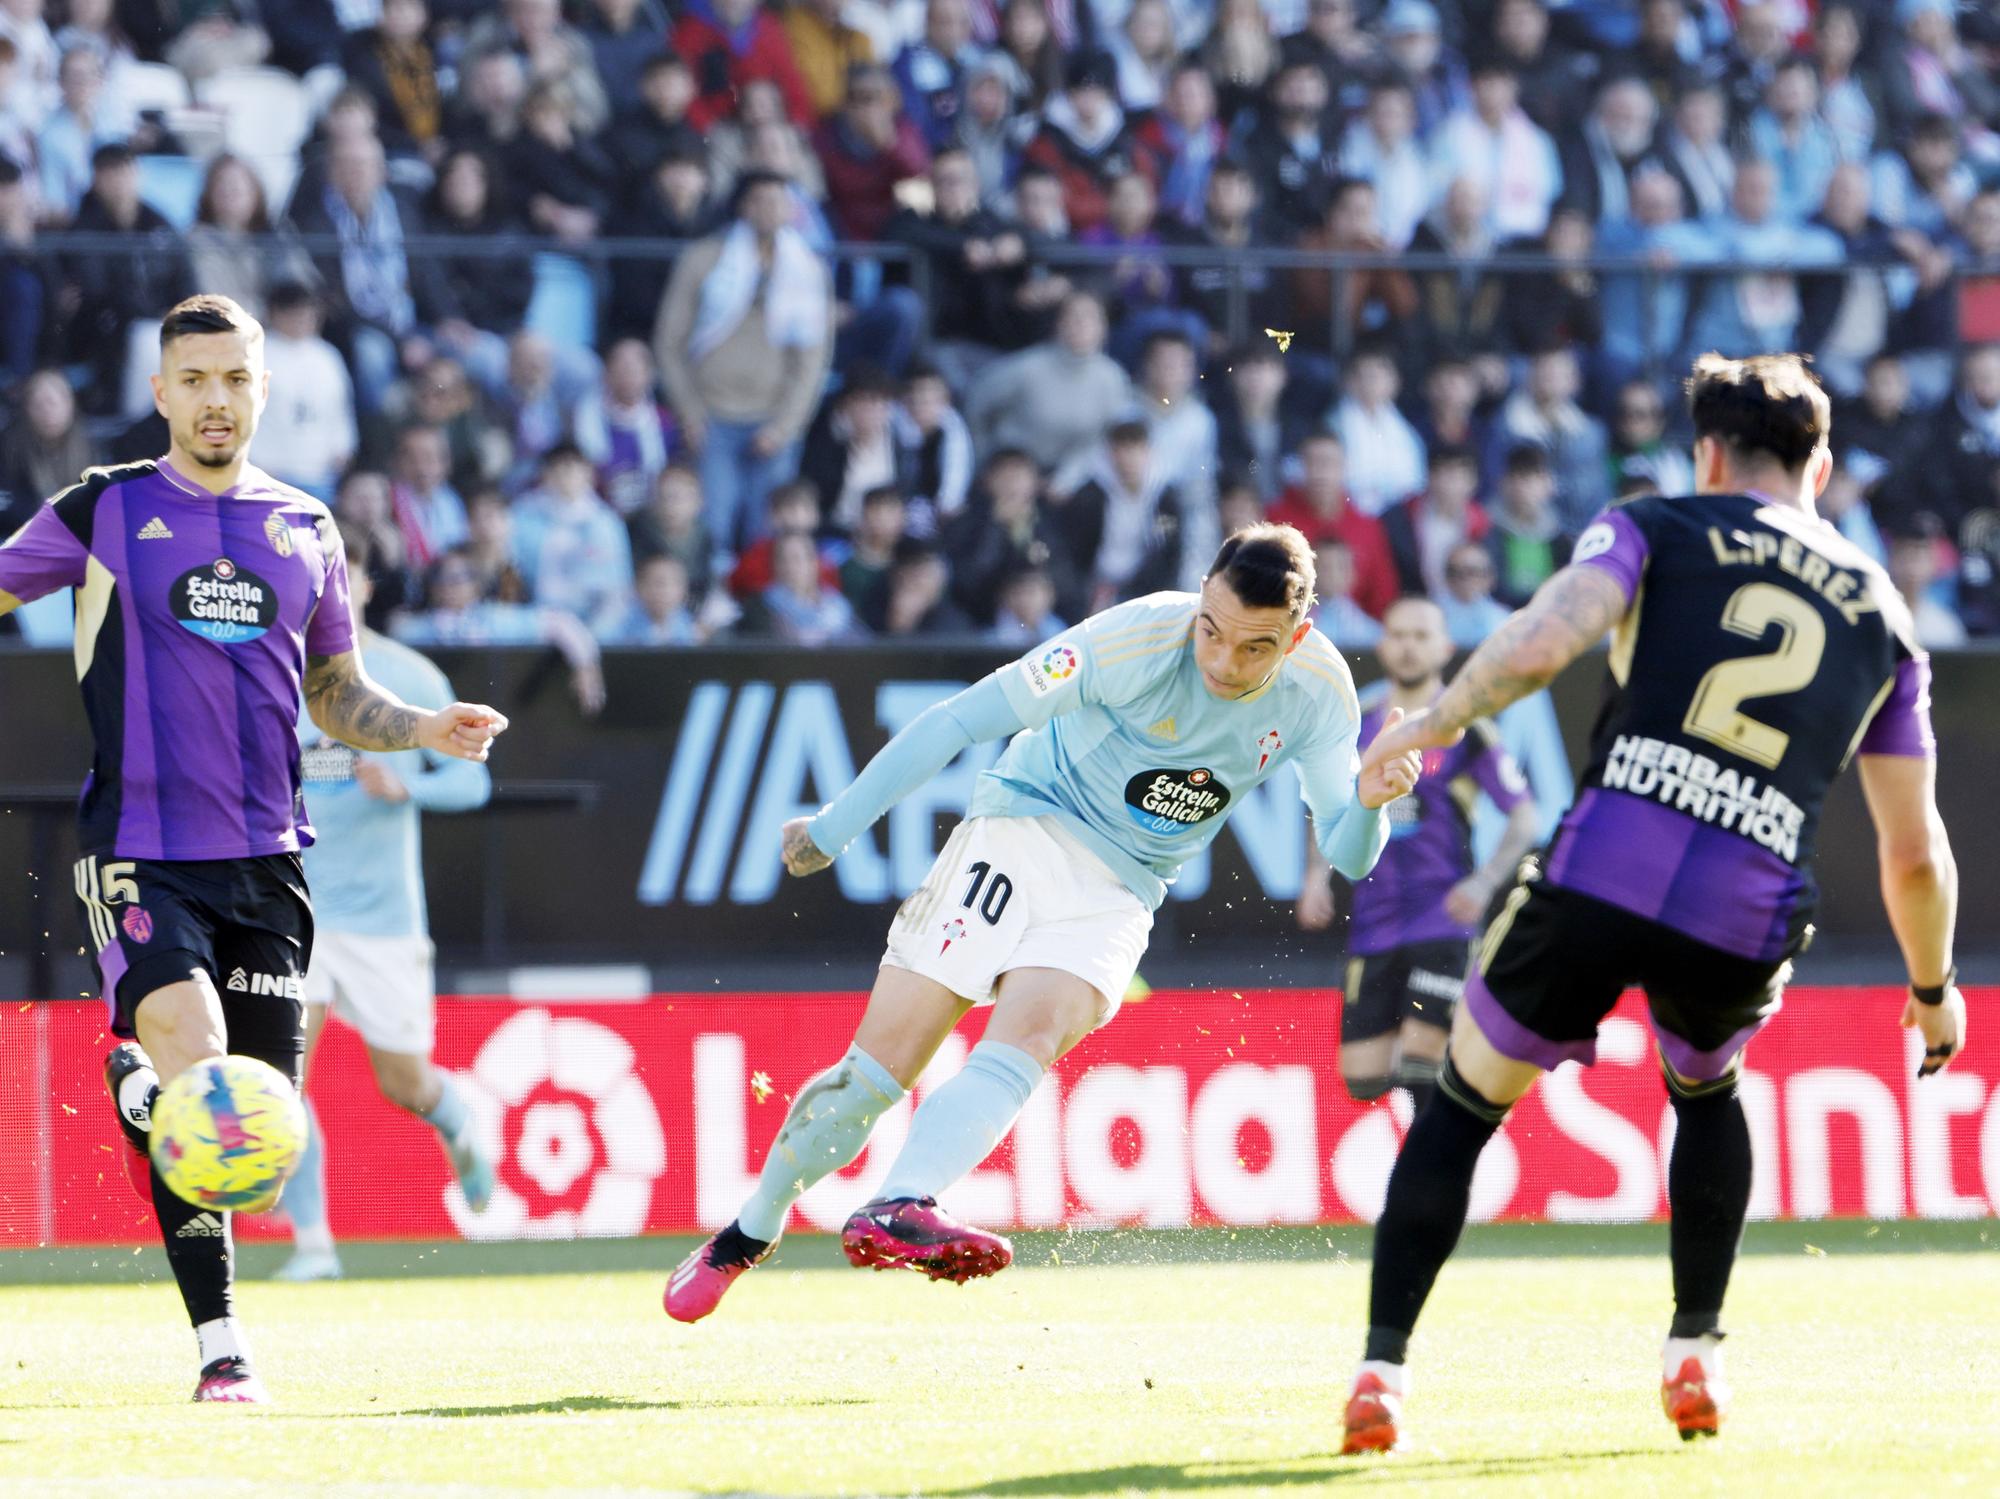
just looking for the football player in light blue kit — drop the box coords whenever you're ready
[668,524,1423,1320]
[276,538,496,1281]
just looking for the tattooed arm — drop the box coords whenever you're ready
[1360,564,1629,770]
[304,651,511,761]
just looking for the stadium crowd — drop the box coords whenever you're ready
[3,0,2000,664]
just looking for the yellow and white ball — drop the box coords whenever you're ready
[149,1055,307,1212]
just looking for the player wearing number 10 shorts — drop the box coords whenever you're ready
[664,525,1427,1321]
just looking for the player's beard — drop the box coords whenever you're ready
[182,421,246,469]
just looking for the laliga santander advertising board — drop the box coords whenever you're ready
[2,986,1996,1248]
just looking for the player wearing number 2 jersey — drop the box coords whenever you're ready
[1338,355,1967,1455]
[665,525,1424,1322]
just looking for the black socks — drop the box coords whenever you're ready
[151,1163,234,1327]
[1665,1074,1751,1341]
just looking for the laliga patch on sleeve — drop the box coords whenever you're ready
[1019,643,1081,698]
[1572,521,1618,564]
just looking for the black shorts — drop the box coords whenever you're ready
[73,851,313,1085]
[1469,877,1795,1083]
[1342,939,1469,1044]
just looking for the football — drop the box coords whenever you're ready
[149,1055,308,1212]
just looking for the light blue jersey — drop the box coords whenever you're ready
[297,632,491,937]
[809,593,1388,909]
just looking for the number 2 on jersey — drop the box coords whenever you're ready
[961,860,1014,925]
[1682,582,1827,770]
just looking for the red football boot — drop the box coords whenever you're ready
[1341,1362,1407,1455]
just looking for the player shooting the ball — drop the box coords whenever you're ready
[667,524,1423,1321]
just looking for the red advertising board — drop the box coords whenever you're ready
[1,987,1994,1249]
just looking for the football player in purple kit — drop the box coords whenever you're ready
[0,295,509,1404]
[1337,354,1968,1454]
[1299,598,1541,1114]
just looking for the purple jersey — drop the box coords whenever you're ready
[1551,492,1934,961]
[1347,704,1530,956]
[0,459,355,860]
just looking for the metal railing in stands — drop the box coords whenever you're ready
[31,228,1974,368]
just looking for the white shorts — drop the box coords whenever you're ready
[305,931,436,1056]
[881,816,1153,1021]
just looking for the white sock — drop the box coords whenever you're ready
[292,1226,336,1257]
[1663,1334,1724,1379]
[196,1317,248,1367]
[1357,1359,1409,1397]
[117,1069,158,1132]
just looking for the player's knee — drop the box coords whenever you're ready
[132,977,226,1079]
[1343,1072,1394,1102]
[370,1050,435,1113]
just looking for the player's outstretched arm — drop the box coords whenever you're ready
[304,651,509,763]
[1360,565,1628,772]
[1858,752,1965,1076]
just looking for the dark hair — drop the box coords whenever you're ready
[1430,443,1478,471]
[159,294,262,350]
[91,142,136,172]
[195,152,270,231]
[861,484,906,510]
[268,281,317,316]
[769,478,820,512]
[1502,442,1552,477]
[838,364,897,402]
[0,157,19,187]
[1108,418,1151,446]
[542,439,589,467]
[1141,329,1195,361]
[1209,523,1316,616]
[732,168,792,210]
[345,532,371,572]
[983,446,1038,474]
[1685,352,1830,470]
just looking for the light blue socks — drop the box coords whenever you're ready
[287,1099,331,1250]
[738,1045,906,1242]
[420,1071,471,1142]
[878,1041,1045,1202]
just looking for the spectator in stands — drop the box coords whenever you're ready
[63,143,188,410]
[581,0,672,116]
[876,537,974,635]
[187,154,312,324]
[1486,345,1607,533]
[342,0,443,165]
[1835,351,1923,509]
[36,44,130,221]
[1280,0,1380,116]
[1676,157,1844,363]
[605,148,713,344]
[990,564,1065,643]
[945,446,1080,622]
[889,147,1028,389]
[802,366,912,532]
[407,355,505,495]
[1435,538,1508,648]
[389,423,468,570]
[333,469,411,620]
[1818,460,1887,565]
[1053,418,1186,611]
[705,77,828,207]
[251,284,356,501]
[1172,162,1283,360]
[421,147,534,396]
[1596,165,1692,386]
[1872,112,1975,242]
[954,51,1027,207]
[1269,431,1398,618]
[290,131,440,412]
[1887,517,1967,649]
[1213,341,1308,505]
[736,527,868,642]
[1909,342,2000,542]
[464,0,610,136]
[1413,354,1491,458]
[1747,56,1842,226]
[728,477,832,597]
[0,0,53,128]
[1107,0,1177,113]
[1382,441,1487,598]
[0,39,36,173]
[836,482,909,613]
[1720,1,1790,127]
[1379,0,1466,138]
[1495,206,1604,357]
[1617,0,1702,112]
[894,0,976,151]
[1306,539,1381,650]
[1136,61,1223,230]
[1429,58,1563,242]
[1339,78,1429,250]
[575,338,677,515]
[1136,330,1217,512]
[1409,175,1502,357]
[160,0,271,83]
[1813,4,1879,163]
[607,53,702,189]
[1238,58,1340,236]
[1559,74,1659,228]
[1332,345,1427,517]
[996,0,1063,110]
[895,364,974,525]
[462,487,531,603]
[509,80,616,245]
[498,329,593,487]
[444,49,527,154]
[628,462,715,598]
[1489,0,1593,137]
[814,63,930,241]
[1201,0,1275,126]
[1605,378,1693,498]
[786,0,875,119]
[1022,49,1151,236]
[397,546,605,710]
[50,0,138,110]
[675,0,813,130]
[0,157,47,392]
[1290,177,1420,356]
[511,441,635,635]
[606,552,704,645]
[1657,77,1733,222]
[1484,443,1569,605]
[967,290,1133,472]
[655,170,833,553]
[1084,171,1204,363]
[0,368,89,515]
[1882,0,2000,150]
[1801,161,1906,399]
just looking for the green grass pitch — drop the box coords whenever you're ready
[1,1221,1995,1498]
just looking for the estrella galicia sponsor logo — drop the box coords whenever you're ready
[171,558,278,643]
[1123,767,1232,836]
